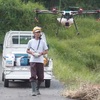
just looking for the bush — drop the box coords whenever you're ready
[0,0,45,43]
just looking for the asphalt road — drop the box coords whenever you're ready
[0,55,73,100]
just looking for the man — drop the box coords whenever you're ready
[26,26,48,96]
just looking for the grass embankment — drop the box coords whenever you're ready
[46,17,100,88]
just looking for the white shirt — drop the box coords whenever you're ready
[27,38,48,63]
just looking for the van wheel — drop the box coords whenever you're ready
[45,79,50,88]
[4,79,9,87]
[2,72,4,81]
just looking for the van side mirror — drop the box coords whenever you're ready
[0,44,3,49]
[47,44,50,50]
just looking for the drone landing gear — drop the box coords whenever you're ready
[73,16,80,35]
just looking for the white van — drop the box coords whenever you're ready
[1,31,53,87]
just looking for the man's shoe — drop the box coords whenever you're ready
[32,92,37,96]
[37,90,41,95]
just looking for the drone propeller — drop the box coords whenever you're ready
[81,9,100,14]
[34,8,58,14]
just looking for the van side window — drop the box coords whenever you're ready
[12,36,18,44]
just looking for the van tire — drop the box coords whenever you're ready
[2,72,4,81]
[45,79,50,88]
[4,79,9,87]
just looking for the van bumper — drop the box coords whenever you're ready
[4,71,52,80]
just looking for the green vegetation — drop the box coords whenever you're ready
[0,0,100,88]
[0,0,45,43]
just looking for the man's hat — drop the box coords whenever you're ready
[33,26,42,33]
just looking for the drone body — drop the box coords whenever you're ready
[57,17,74,28]
[34,7,100,35]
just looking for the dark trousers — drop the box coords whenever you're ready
[30,62,44,82]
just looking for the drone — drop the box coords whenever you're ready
[34,7,100,35]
